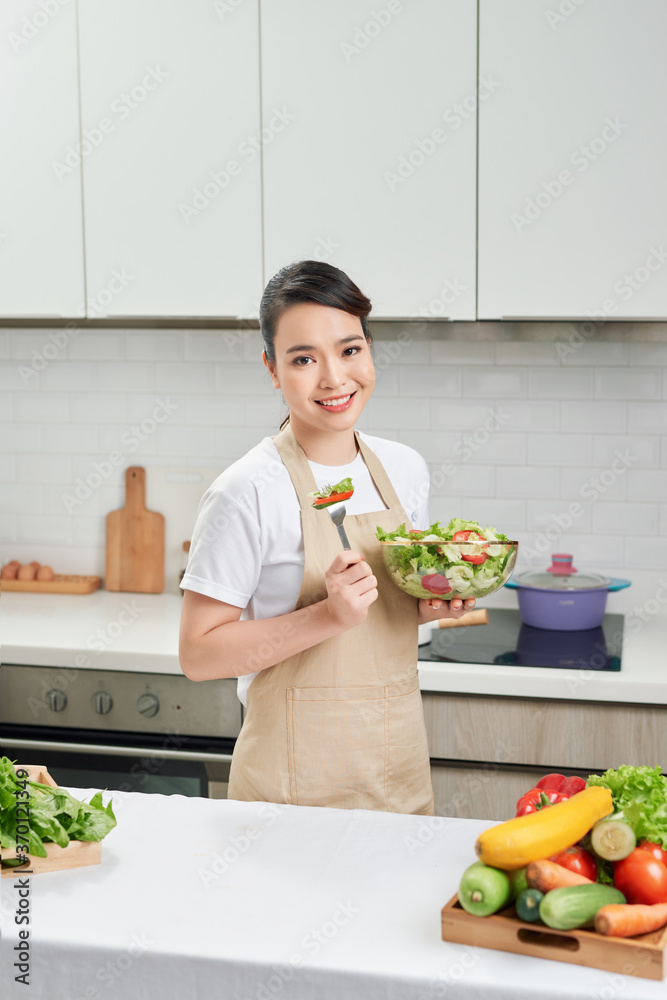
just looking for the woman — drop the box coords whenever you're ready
[179,260,475,815]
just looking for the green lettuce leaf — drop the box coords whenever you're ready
[586,765,667,848]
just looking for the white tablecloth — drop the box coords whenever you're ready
[1,789,664,999]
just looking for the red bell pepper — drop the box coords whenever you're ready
[516,788,562,816]
[515,773,587,817]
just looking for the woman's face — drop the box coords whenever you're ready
[263,302,375,433]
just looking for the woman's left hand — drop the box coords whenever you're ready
[418,596,476,624]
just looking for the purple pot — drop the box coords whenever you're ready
[514,584,609,631]
[505,554,631,631]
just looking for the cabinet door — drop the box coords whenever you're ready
[478,0,667,320]
[77,0,262,318]
[261,0,477,320]
[0,2,85,316]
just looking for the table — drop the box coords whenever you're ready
[1,790,665,999]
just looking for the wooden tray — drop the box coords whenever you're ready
[1,766,101,877]
[442,894,667,981]
[1,574,101,594]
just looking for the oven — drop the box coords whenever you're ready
[0,663,242,798]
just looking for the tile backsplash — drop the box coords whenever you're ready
[1,328,665,577]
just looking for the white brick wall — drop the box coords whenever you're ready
[1,330,665,575]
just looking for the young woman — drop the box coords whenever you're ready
[179,260,475,815]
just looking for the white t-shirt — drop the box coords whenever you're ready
[181,431,430,706]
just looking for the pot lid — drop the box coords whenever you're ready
[515,569,611,590]
[515,553,611,590]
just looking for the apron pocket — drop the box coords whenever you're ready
[286,685,389,810]
[385,684,434,816]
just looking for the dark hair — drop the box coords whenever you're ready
[260,260,373,430]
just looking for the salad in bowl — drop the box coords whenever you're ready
[376,517,518,601]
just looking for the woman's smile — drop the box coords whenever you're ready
[314,391,357,412]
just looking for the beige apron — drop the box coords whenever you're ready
[227,423,434,815]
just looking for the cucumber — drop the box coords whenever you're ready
[539,884,626,930]
[508,867,529,901]
[591,814,636,861]
[458,861,512,917]
[515,888,544,923]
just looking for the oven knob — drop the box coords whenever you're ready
[93,692,113,715]
[136,693,160,718]
[46,689,67,712]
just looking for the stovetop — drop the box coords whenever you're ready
[418,609,623,671]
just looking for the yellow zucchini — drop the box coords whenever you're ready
[475,786,613,870]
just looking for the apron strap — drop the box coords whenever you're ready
[272,423,404,513]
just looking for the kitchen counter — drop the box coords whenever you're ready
[3,580,667,705]
[1,788,664,1000]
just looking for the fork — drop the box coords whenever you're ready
[327,503,351,551]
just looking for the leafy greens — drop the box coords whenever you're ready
[586,765,667,849]
[0,756,117,863]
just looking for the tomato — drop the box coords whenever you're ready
[550,846,598,882]
[535,773,567,792]
[408,530,424,537]
[420,573,452,595]
[614,848,667,905]
[638,840,667,866]
[312,490,354,509]
[451,530,488,565]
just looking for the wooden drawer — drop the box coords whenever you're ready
[423,693,667,771]
[431,763,539,821]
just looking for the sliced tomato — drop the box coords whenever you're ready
[451,530,487,543]
[451,529,489,564]
[312,490,354,509]
[614,848,667,905]
[408,529,424,537]
[638,840,667,866]
[420,573,452,595]
[550,846,598,882]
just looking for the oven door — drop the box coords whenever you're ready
[0,725,235,798]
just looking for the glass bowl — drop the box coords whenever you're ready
[379,539,519,601]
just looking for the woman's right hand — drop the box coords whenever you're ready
[323,550,378,630]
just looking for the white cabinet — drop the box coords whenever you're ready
[478,0,667,320]
[260,0,477,320]
[77,0,262,318]
[0,1,85,316]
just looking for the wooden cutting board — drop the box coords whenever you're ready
[105,466,165,593]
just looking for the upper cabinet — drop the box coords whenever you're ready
[77,0,262,318]
[477,0,667,320]
[0,1,85,317]
[260,0,478,320]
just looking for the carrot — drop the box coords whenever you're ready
[595,903,667,938]
[525,859,596,892]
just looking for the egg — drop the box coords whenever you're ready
[1,563,19,580]
[36,565,55,581]
[17,564,37,581]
